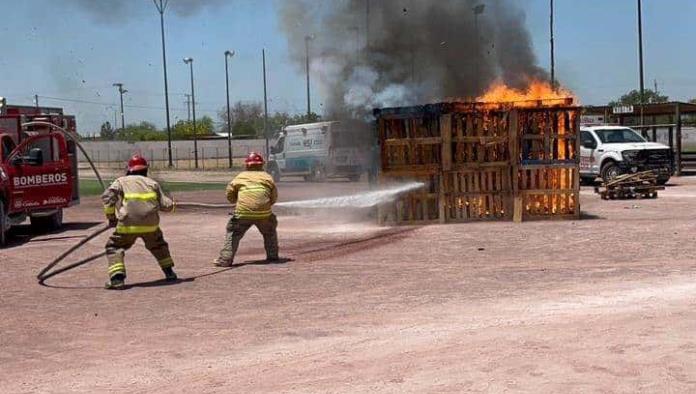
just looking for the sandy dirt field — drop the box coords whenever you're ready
[1,177,696,393]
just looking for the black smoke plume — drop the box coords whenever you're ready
[279,0,547,118]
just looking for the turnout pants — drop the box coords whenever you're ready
[218,214,278,263]
[105,229,174,279]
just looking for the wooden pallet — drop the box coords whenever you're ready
[375,103,581,224]
[514,109,580,221]
[594,171,665,200]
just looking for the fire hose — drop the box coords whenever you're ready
[36,203,233,284]
[174,202,231,209]
[28,120,235,284]
[22,121,111,283]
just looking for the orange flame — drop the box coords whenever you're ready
[477,80,576,107]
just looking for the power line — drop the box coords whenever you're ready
[37,95,220,113]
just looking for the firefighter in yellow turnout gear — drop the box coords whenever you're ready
[102,155,177,289]
[214,152,279,267]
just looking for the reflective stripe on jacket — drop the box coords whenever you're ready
[101,175,174,234]
[226,171,277,220]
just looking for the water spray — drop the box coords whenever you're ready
[274,182,424,209]
[33,118,421,283]
[175,182,424,210]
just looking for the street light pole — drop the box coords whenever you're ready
[304,35,313,118]
[550,0,555,89]
[348,26,360,59]
[183,57,198,169]
[224,50,235,169]
[112,83,127,131]
[262,49,269,157]
[637,0,645,126]
[365,0,370,49]
[153,0,173,167]
[472,4,485,95]
[184,94,191,121]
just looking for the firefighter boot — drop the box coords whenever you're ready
[163,267,178,282]
[105,273,126,290]
[213,258,234,268]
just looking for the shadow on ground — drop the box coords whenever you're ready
[4,222,103,249]
[580,211,604,220]
[38,259,294,291]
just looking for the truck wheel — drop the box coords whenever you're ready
[656,177,670,186]
[311,165,326,182]
[31,209,64,232]
[0,202,7,247]
[269,166,281,182]
[600,162,622,183]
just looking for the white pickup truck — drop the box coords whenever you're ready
[580,125,673,185]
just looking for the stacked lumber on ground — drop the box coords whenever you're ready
[374,102,581,224]
[594,171,664,200]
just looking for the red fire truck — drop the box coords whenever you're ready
[0,98,80,246]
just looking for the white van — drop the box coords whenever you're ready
[267,121,368,182]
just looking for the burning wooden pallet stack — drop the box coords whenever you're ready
[374,81,581,225]
[595,171,664,200]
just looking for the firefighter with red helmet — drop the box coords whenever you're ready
[214,152,279,267]
[101,155,177,289]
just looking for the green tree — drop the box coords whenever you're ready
[218,101,324,140]
[289,112,321,124]
[115,121,167,142]
[609,89,669,106]
[99,121,115,140]
[218,101,264,139]
[172,116,215,140]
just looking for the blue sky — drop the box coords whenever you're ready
[2,0,696,133]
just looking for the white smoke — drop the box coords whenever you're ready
[341,66,413,118]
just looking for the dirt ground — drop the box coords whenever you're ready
[2,177,696,393]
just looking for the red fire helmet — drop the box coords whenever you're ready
[245,152,265,167]
[127,155,149,172]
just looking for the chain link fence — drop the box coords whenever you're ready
[79,140,267,170]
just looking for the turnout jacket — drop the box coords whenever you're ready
[226,171,277,219]
[101,175,174,234]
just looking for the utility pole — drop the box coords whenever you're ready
[153,0,173,167]
[34,94,39,112]
[304,35,313,118]
[402,6,415,84]
[637,0,645,126]
[262,49,269,157]
[112,83,127,131]
[348,26,360,59]
[550,0,555,89]
[365,0,370,49]
[225,50,235,168]
[183,57,198,169]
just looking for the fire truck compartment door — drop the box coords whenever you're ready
[5,134,73,212]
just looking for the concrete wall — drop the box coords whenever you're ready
[648,127,696,151]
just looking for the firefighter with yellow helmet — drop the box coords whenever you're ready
[214,152,279,267]
[101,155,177,289]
